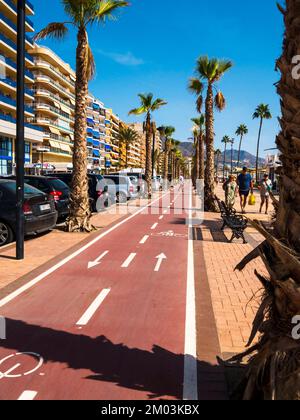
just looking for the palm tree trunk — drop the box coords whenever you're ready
[163,142,169,190]
[145,112,152,198]
[126,142,128,168]
[204,83,217,211]
[199,132,205,180]
[223,145,227,180]
[237,135,243,168]
[256,118,263,183]
[231,145,233,174]
[67,27,92,232]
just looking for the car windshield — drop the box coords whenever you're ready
[1,181,44,196]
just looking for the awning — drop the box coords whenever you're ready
[87,118,94,125]
[87,137,93,145]
[60,104,72,115]
[93,140,100,147]
[68,134,74,141]
[52,100,61,109]
[59,143,71,152]
[70,99,75,106]
[49,140,60,149]
[49,126,60,135]
[93,149,100,157]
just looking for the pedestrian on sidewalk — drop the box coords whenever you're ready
[237,167,254,214]
[224,175,238,209]
[259,174,273,214]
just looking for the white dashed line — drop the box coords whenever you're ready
[76,289,111,326]
[18,391,38,401]
[121,253,137,268]
[139,235,149,244]
[151,223,158,230]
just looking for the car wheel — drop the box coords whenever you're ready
[117,192,127,204]
[0,221,14,247]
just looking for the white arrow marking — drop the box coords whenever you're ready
[154,253,167,272]
[88,251,109,269]
[18,391,38,401]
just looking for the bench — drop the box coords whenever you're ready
[215,196,248,244]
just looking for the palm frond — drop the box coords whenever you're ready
[196,95,203,113]
[33,22,69,41]
[128,106,146,116]
[188,78,204,95]
[88,0,129,25]
[151,98,168,111]
[215,91,226,111]
[86,43,96,80]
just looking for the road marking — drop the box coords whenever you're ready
[76,289,111,326]
[139,235,149,245]
[154,253,167,272]
[0,192,170,308]
[183,183,198,401]
[121,253,137,268]
[159,216,164,220]
[151,223,158,230]
[0,352,44,379]
[18,391,38,401]
[88,251,109,269]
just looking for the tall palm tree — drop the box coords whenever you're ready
[157,126,175,186]
[191,128,199,187]
[129,94,167,198]
[235,124,248,168]
[191,115,205,181]
[34,0,128,232]
[190,56,233,211]
[221,135,231,180]
[230,1,300,400]
[215,149,222,177]
[118,126,139,168]
[170,140,181,180]
[253,104,272,182]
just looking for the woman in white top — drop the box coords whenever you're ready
[259,174,273,214]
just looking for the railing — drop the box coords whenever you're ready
[1,54,34,79]
[43,132,73,144]
[49,147,72,156]
[0,92,34,113]
[33,118,73,133]
[0,33,34,63]
[34,60,75,87]
[35,74,75,99]
[0,113,43,131]
[0,13,34,46]
[34,103,75,122]
[34,88,75,110]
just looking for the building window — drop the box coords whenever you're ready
[25,142,30,163]
[0,136,13,176]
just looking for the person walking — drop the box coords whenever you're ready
[237,167,254,214]
[224,175,238,209]
[259,174,273,214]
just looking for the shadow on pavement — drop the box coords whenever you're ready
[0,318,226,400]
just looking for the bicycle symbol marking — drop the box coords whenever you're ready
[152,230,188,238]
[0,352,44,379]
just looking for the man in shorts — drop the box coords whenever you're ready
[237,167,254,214]
[259,174,273,214]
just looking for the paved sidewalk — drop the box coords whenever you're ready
[197,186,272,357]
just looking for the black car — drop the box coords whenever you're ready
[46,173,108,211]
[1,176,70,220]
[0,180,58,247]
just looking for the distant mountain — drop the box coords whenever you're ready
[178,142,264,167]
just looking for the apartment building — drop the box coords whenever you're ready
[105,108,120,172]
[29,44,75,171]
[86,94,107,173]
[0,0,43,175]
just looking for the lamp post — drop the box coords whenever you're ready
[16,0,25,260]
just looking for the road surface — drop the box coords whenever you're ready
[0,185,198,401]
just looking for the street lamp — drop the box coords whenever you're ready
[16,0,25,260]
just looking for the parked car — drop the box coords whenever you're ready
[0,180,58,247]
[111,172,146,196]
[46,173,109,211]
[102,175,139,203]
[1,175,70,220]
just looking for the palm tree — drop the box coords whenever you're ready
[157,126,175,186]
[118,126,139,168]
[253,104,272,182]
[34,0,129,232]
[170,140,181,180]
[129,94,167,198]
[227,1,300,400]
[221,135,231,180]
[235,124,248,168]
[191,115,205,181]
[190,56,233,211]
[215,149,222,177]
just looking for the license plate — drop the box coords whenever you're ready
[40,204,51,212]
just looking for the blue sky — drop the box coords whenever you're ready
[31,0,284,156]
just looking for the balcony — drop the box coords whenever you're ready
[35,74,75,100]
[2,0,34,28]
[34,103,74,122]
[0,113,43,131]
[0,93,34,114]
[0,13,34,46]
[0,33,34,64]
[34,60,75,88]
[0,54,34,80]
[32,118,73,134]
[34,88,75,110]
[0,76,34,97]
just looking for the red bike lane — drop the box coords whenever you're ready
[0,187,195,400]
